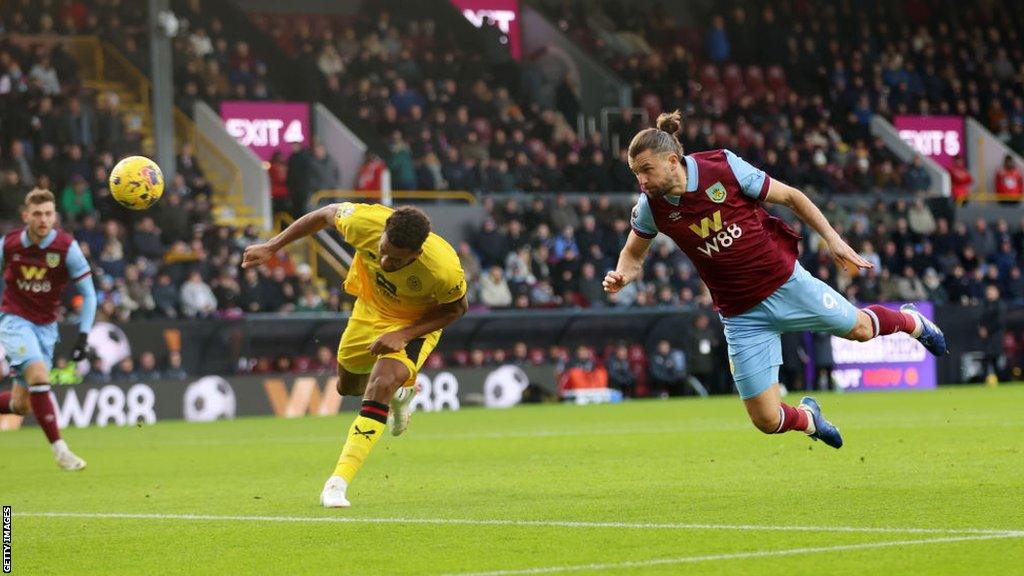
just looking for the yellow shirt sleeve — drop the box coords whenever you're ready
[334,202,387,252]
[333,202,362,239]
[433,261,468,304]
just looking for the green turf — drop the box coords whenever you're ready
[3,385,1023,575]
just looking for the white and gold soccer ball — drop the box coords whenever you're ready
[109,155,164,210]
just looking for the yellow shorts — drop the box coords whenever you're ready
[337,305,441,388]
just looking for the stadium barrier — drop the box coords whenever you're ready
[2,365,557,430]
[42,303,1017,392]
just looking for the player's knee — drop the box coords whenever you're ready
[850,323,873,342]
[366,371,402,399]
[750,411,780,434]
[10,397,29,415]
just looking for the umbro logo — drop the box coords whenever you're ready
[353,425,377,439]
[668,211,682,221]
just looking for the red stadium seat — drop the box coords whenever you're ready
[700,64,721,90]
[640,93,663,121]
[766,65,786,90]
[722,64,743,89]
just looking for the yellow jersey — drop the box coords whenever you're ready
[335,202,467,323]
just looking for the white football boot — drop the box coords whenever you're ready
[52,441,86,471]
[387,383,421,437]
[320,475,350,508]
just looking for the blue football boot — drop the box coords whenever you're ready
[799,396,843,449]
[900,303,948,356]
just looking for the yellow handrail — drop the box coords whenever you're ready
[273,212,349,282]
[99,40,149,112]
[309,189,478,206]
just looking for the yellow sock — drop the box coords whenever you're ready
[332,400,388,483]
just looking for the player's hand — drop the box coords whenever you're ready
[70,332,91,362]
[369,331,408,356]
[828,238,872,273]
[241,243,274,269]
[602,270,629,293]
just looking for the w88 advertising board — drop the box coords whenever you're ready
[829,302,937,392]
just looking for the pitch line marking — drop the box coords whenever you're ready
[445,533,1024,576]
[18,512,1024,537]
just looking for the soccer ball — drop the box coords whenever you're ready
[183,376,237,422]
[81,322,132,375]
[109,155,164,210]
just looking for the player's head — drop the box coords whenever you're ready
[22,189,57,240]
[627,110,686,197]
[380,206,431,272]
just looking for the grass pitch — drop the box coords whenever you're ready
[3,385,1023,575]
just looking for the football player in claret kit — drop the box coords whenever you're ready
[0,190,97,470]
[604,111,947,448]
[243,202,467,507]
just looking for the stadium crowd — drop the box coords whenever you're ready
[462,193,1024,312]
[2,1,1023,387]
[539,0,1024,194]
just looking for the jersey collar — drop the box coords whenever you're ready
[684,155,699,192]
[21,229,57,249]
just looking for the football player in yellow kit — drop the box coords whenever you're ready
[243,203,467,507]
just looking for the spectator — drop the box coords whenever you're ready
[907,198,937,236]
[112,357,136,382]
[558,345,608,398]
[180,270,217,318]
[648,339,687,397]
[706,15,731,63]
[386,132,416,190]
[29,55,60,95]
[285,142,311,216]
[577,262,606,307]
[132,217,164,261]
[2,140,35,189]
[60,174,93,220]
[59,97,96,150]
[136,351,162,380]
[153,272,180,317]
[119,264,156,318]
[96,93,125,153]
[269,151,289,213]
[904,156,931,193]
[307,141,340,194]
[978,285,1006,383]
[479,265,513,308]
[994,155,1023,205]
[240,267,268,312]
[295,283,326,312]
[164,351,188,381]
[510,341,533,366]
[949,155,973,205]
[605,342,635,397]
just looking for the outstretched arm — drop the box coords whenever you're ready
[603,231,653,293]
[242,204,339,269]
[764,180,872,272]
[369,296,469,355]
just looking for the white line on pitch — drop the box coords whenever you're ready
[17,512,1024,537]
[446,533,1024,576]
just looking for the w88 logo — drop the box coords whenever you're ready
[697,223,743,257]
